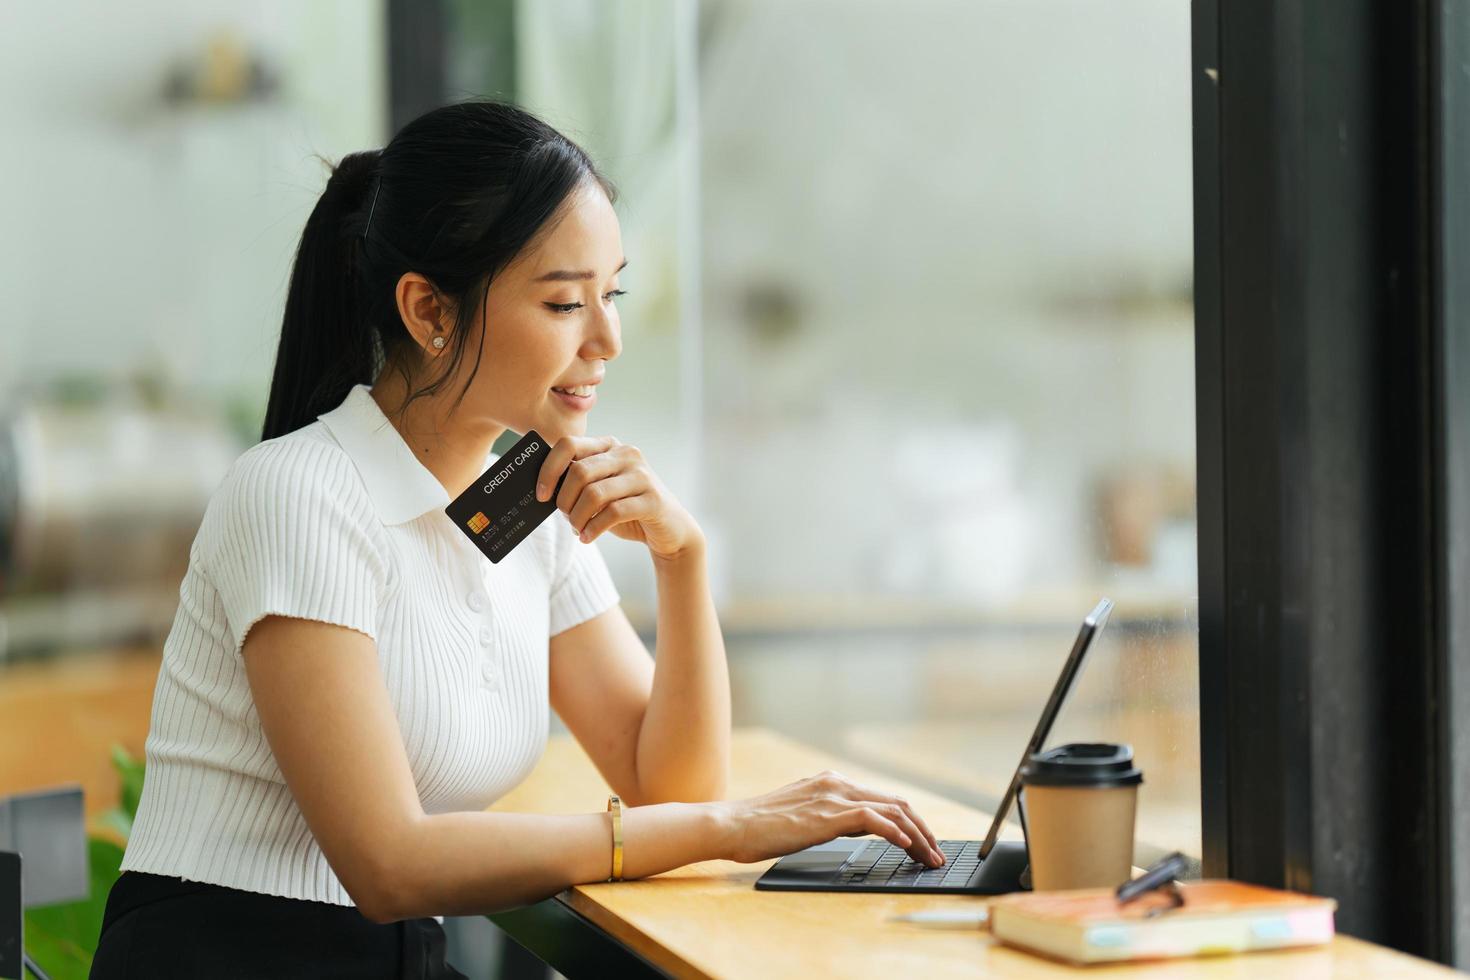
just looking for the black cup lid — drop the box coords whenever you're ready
[1019,742,1143,788]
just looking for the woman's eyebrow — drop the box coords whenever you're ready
[532,257,628,282]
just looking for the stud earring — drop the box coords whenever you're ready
[431,336,446,350]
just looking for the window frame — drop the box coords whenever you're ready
[1192,0,1469,963]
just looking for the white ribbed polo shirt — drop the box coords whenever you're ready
[120,383,621,907]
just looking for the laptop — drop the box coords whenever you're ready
[754,597,1114,894]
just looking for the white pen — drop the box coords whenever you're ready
[888,908,992,930]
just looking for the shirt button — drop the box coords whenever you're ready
[467,592,486,612]
[480,661,498,686]
[479,625,494,646]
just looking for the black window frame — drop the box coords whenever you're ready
[1193,0,1470,964]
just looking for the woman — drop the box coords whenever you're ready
[91,101,943,978]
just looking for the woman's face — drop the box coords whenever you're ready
[452,180,625,444]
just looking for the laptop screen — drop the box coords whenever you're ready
[976,597,1114,859]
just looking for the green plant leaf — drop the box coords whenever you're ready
[109,743,145,822]
[98,807,133,842]
[18,924,90,980]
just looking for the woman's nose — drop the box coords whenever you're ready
[583,303,622,361]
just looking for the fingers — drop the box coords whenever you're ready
[862,788,941,861]
[551,451,624,512]
[872,802,940,867]
[841,806,911,853]
[882,805,940,863]
[547,442,655,543]
[852,805,940,863]
[813,771,943,868]
[564,472,643,535]
[579,492,657,543]
[535,435,621,502]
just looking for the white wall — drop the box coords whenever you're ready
[0,3,387,425]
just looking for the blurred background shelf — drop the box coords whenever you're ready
[623,583,1192,640]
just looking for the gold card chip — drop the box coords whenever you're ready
[467,512,490,534]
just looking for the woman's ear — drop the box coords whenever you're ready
[394,271,452,355]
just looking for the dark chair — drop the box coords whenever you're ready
[0,786,87,980]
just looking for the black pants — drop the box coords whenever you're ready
[90,870,467,979]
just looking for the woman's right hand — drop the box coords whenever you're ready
[710,770,945,868]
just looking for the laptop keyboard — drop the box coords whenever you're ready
[835,839,982,888]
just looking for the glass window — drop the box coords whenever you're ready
[464,0,1200,863]
[694,0,1198,862]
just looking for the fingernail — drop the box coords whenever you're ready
[536,483,546,501]
[900,834,911,847]
[580,529,590,542]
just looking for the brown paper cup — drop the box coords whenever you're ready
[1020,742,1143,891]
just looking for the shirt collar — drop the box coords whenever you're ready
[318,384,458,526]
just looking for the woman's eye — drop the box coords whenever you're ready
[545,290,625,315]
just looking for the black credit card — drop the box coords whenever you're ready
[446,430,568,563]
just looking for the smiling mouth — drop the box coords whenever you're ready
[551,384,596,397]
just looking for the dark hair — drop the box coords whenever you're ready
[261,100,617,441]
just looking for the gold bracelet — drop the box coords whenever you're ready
[606,794,624,881]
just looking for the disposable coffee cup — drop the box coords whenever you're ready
[1019,742,1142,891]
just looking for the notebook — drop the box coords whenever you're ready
[987,880,1337,965]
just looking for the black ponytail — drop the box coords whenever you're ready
[261,101,616,441]
[261,149,380,441]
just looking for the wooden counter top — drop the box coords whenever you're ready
[490,729,1457,979]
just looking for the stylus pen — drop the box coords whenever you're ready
[889,908,991,930]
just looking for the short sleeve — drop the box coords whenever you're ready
[547,512,621,636]
[199,439,388,656]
